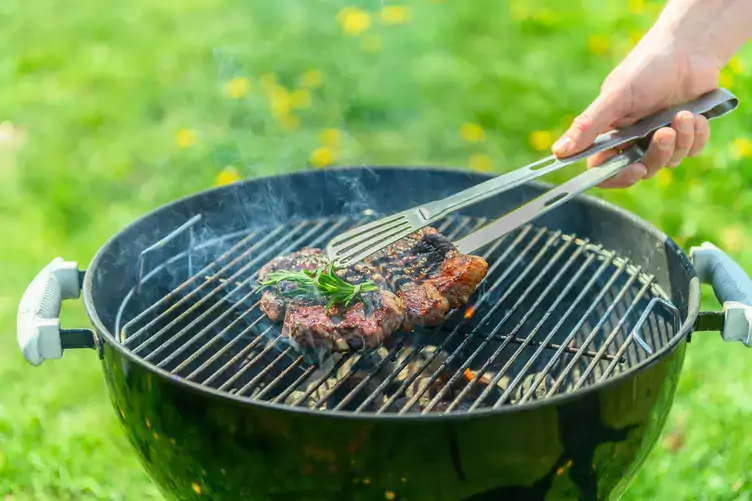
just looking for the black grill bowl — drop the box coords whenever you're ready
[82,167,698,501]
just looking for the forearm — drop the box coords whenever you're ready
[649,0,752,67]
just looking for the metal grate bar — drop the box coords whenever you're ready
[354,227,536,413]
[282,217,472,409]
[486,335,621,360]
[356,226,545,414]
[331,344,404,411]
[544,267,644,397]
[387,228,560,414]
[399,230,569,414]
[254,354,306,400]
[217,331,283,391]
[271,365,319,404]
[122,229,259,338]
[571,278,654,390]
[123,227,282,346]
[490,253,615,408]
[125,223,291,351]
[517,255,627,404]
[185,314,269,380]
[437,241,595,413]
[137,218,348,361]
[237,347,295,396]
[169,300,261,373]
[292,355,352,406]
[598,297,680,382]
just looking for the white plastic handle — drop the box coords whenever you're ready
[690,242,752,346]
[17,258,81,366]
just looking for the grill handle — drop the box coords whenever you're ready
[17,258,95,366]
[690,242,752,346]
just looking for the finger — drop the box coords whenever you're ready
[586,146,647,189]
[688,115,710,157]
[586,140,637,168]
[599,163,648,189]
[552,91,625,158]
[667,111,695,167]
[642,128,676,179]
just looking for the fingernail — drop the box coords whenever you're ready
[553,136,572,155]
[658,135,674,150]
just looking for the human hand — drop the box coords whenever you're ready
[552,30,720,188]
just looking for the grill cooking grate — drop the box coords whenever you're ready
[115,214,680,414]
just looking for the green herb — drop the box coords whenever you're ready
[257,264,379,310]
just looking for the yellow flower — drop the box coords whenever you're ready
[460,123,485,143]
[385,491,396,501]
[301,69,324,89]
[728,56,744,75]
[268,86,292,118]
[721,226,745,253]
[213,166,241,186]
[337,7,372,36]
[380,5,411,25]
[731,137,752,158]
[627,0,645,15]
[469,154,492,172]
[528,130,554,151]
[656,168,673,188]
[588,35,610,55]
[223,77,251,99]
[719,69,734,89]
[291,89,311,110]
[362,35,383,53]
[310,146,337,167]
[191,483,202,495]
[320,128,341,147]
[629,30,644,47]
[175,129,196,148]
[214,166,241,186]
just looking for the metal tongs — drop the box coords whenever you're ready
[327,88,739,268]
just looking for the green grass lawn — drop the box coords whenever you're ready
[2,0,752,499]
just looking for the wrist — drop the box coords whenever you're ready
[651,0,752,69]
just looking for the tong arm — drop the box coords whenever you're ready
[420,88,738,221]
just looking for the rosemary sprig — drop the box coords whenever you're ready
[257,264,379,310]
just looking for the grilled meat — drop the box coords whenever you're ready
[258,248,405,352]
[258,228,488,352]
[365,227,488,329]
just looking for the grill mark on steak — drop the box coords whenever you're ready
[258,248,405,352]
[258,228,488,352]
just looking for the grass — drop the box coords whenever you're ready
[1,0,752,499]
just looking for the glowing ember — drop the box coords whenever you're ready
[463,368,476,381]
[463,304,476,319]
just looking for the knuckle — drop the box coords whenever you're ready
[571,114,591,134]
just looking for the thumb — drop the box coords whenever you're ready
[552,92,623,158]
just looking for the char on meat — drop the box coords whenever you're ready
[258,227,488,352]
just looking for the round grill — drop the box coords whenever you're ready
[115,214,681,414]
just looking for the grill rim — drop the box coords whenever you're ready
[82,166,702,420]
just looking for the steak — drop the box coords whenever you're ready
[258,248,405,352]
[258,227,488,352]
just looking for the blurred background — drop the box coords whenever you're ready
[1,0,751,499]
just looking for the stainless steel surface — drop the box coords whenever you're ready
[326,88,738,267]
[116,215,680,415]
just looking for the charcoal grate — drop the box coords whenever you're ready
[115,214,680,415]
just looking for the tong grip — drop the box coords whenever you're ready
[561,88,739,167]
